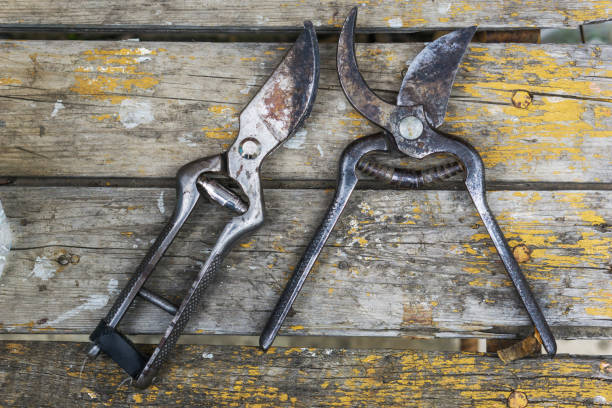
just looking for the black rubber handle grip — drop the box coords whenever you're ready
[90,319,147,378]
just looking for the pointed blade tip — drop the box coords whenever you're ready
[240,21,319,144]
[397,25,478,127]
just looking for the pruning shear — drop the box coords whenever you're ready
[88,23,319,388]
[260,8,556,357]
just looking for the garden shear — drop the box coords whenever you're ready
[260,8,556,357]
[88,22,319,388]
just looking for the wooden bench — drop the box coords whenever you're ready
[0,1,610,405]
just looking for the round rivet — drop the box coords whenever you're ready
[507,391,528,408]
[398,116,423,140]
[239,138,261,159]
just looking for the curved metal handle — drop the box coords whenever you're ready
[440,134,557,356]
[90,155,223,332]
[259,133,390,350]
[135,174,267,387]
[88,155,224,360]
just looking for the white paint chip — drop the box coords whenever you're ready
[119,99,154,129]
[51,100,64,117]
[47,294,110,325]
[157,191,166,214]
[316,144,324,157]
[387,17,403,28]
[0,200,12,280]
[202,353,214,359]
[593,396,607,405]
[136,47,153,55]
[30,256,57,281]
[284,129,307,150]
[437,1,452,14]
[107,278,119,295]
[178,133,197,147]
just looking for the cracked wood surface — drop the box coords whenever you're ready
[0,187,610,339]
[1,341,611,407]
[0,1,610,30]
[0,41,610,183]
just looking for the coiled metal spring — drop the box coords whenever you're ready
[357,158,463,188]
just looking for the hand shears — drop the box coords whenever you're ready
[260,8,556,357]
[88,23,319,388]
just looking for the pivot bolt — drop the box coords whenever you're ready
[398,116,423,140]
[239,138,261,159]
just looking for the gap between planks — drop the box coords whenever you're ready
[3,177,612,192]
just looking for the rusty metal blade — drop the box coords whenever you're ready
[397,26,476,128]
[337,7,400,134]
[240,21,319,144]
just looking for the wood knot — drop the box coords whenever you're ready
[507,390,528,408]
[511,90,532,109]
[513,244,531,263]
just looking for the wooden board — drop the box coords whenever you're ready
[0,41,610,183]
[1,341,611,407]
[0,1,610,30]
[0,187,610,339]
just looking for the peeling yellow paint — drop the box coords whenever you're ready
[70,48,162,103]
[579,210,606,226]
[70,75,159,104]
[240,240,254,249]
[91,113,115,121]
[208,105,236,115]
[201,124,237,140]
[0,77,21,85]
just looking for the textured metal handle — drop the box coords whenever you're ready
[135,254,222,388]
[439,133,557,356]
[467,186,557,356]
[105,220,177,326]
[89,155,223,360]
[260,187,353,350]
[357,159,462,188]
[260,134,390,350]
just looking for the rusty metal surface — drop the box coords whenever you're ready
[88,21,319,388]
[397,26,476,128]
[357,159,463,188]
[336,8,407,137]
[262,7,557,358]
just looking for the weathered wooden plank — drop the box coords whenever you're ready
[0,187,610,339]
[0,1,609,30]
[1,341,611,407]
[0,41,610,182]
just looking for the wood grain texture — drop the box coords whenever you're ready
[1,341,611,407]
[0,1,610,30]
[0,187,610,339]
[0,41,610,182]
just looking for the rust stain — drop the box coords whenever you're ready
[401,303,433,327]
[512,244,531,263]
[511,90,532,109]
[507,390,529,408]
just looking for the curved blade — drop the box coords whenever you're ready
[241,21,319,145]
[337,7,401,134]
[397,26,476,128]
